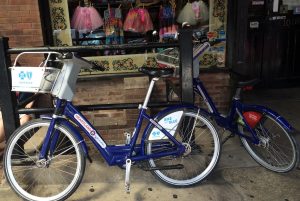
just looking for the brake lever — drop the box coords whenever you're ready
[91,61,106,72]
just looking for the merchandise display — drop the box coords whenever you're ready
[103,6,124,55]
[50,0,227,70]
[177,0,209,25]
[124,7,154,33]
[71,5,104,33]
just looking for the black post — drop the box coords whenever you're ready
[0,37,19,140]
[38,0,54,46]
[179,29,194,104]
[179,29,195,144]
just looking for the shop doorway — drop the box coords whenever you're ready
[230,0,300,88]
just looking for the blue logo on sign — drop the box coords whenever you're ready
[19,71,26,80]
[152,131,160,136]
[18,71,33,80]
[26,72,32,80]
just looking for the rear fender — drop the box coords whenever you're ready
[242,104,294,132]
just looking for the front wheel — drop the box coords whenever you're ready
[4,119,86,201]
[145,109,221,187]
[239,113,299,172]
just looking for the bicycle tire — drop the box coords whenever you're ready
[4,119,86,201]
[239,112,299,172]
[145,108,221,187]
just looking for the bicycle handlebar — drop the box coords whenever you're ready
[59,52,106,72]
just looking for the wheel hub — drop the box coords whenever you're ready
[258,136,270,148]
[36,159,48,168]
[182,143,191,156]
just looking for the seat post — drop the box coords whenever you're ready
[233,87,242,100]
[142,77,159,109]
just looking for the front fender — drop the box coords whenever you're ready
[41,116,89,158]
[242,104,294,132]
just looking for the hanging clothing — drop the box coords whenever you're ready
[71,5,104,33]
[103,7,124,55]
[124,8,153,33]
[158,4,177,41]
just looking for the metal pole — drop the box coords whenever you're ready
[0,37,19,140]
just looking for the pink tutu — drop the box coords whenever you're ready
[71,6,104,33]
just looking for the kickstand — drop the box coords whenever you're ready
[125,159,132,194]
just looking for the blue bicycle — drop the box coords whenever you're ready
[193,77,299,172]
[4,52,221,201]
[158,41,299,173]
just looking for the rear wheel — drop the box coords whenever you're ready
[4,119,85,201]
[145,109,221,186]
[239,113,298,172]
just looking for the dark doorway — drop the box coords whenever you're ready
[230,0,300,88]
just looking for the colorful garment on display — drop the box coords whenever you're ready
[177,2,197,25]
[123,8,153,33]
[177,1,209,25]
[71,5,104,33]
[103,7,124,55]
[158,3,177,41]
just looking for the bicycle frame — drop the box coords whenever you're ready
[193,78,294,144]
[39,99,186,166]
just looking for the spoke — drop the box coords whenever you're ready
[25,169,44,192]
[192,128,211,143]
[51,158,78,170]
[54,140,72,153]
[51,166,76,177]
[53,144,75,155]
[24,131,42,156]
[187,111,200,144]
[48,168,60,187]
[268,144,290,165]
[47,141,82,163]
[15,143,37,164]
[12,166,38,173]
[18,168,33,184]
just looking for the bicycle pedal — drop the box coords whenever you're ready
[125,159,132,194]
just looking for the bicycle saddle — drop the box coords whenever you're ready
[139,67,174,78]
[237,79,260,88]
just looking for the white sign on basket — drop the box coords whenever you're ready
[11,67,45,92]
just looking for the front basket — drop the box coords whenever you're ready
[10,66,60,93]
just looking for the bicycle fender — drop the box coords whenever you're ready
[41,116,90,158]
[141,104,199,153]
[243,105,294,132]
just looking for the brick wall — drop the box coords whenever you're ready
[0,0,43,65]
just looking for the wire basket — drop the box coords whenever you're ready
[155,42,211,77]
[156,48,180,77]
[10,52,62,93]
[11,67,60,93]
[156,48,180,68]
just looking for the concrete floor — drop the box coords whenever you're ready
[1,87,300,201]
